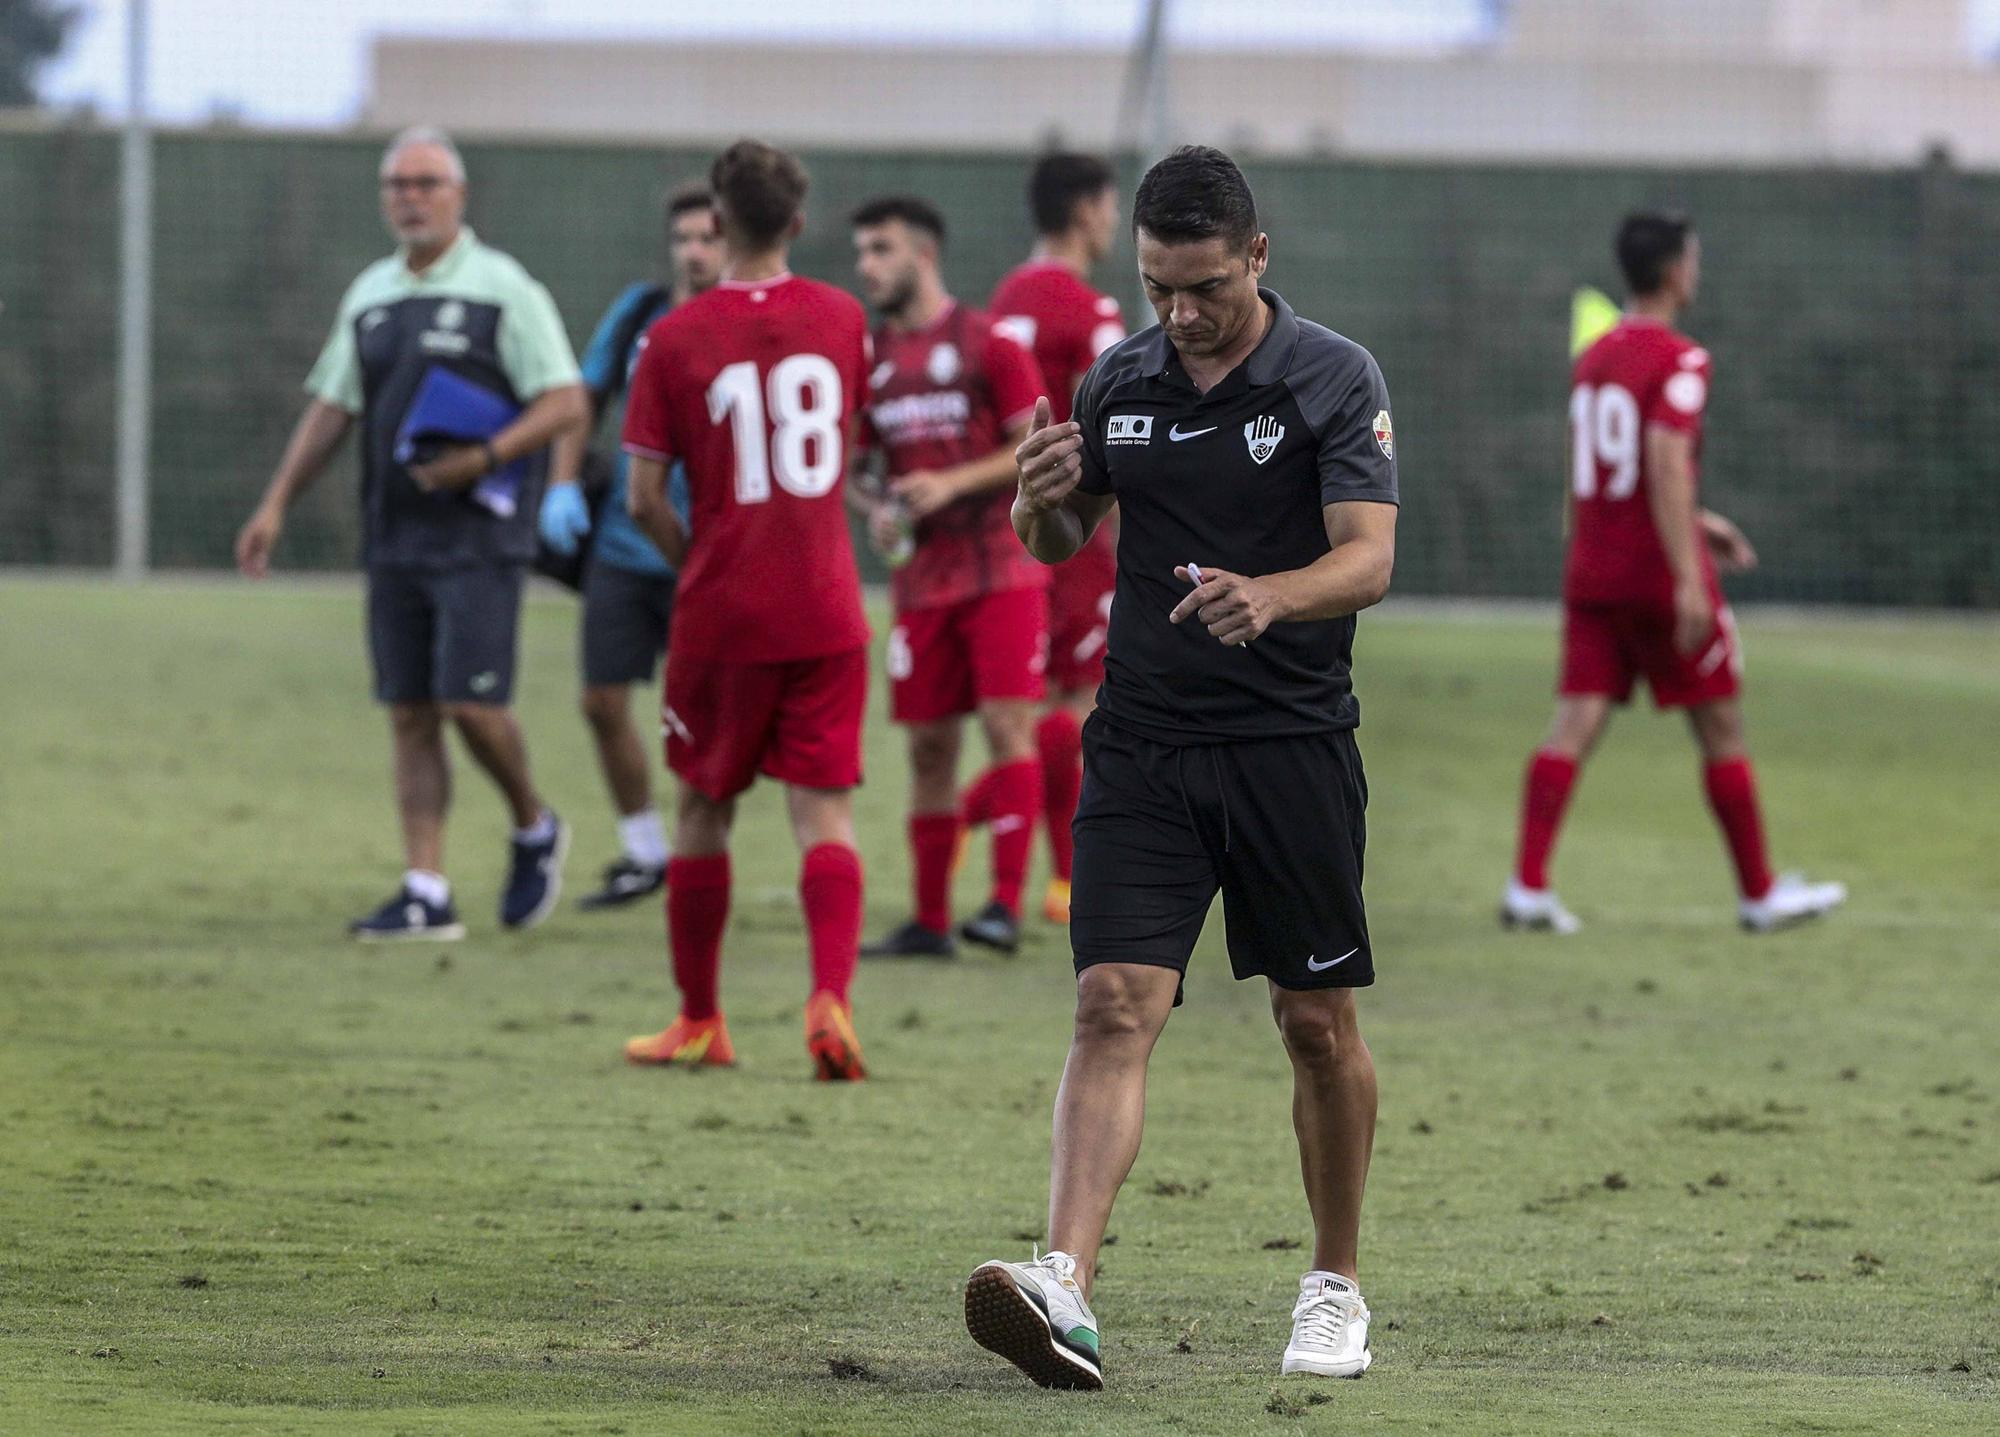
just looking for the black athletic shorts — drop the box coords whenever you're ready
[366,562,524,706]
[1069,714,1374,996]
[580,559,676,688]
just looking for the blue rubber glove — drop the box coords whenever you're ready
[538,481,592,556]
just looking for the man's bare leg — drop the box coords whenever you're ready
[1046,962,1181,1297]
[446,702,543,829]
[1270,985,1376,1281]
[389,702,449,873]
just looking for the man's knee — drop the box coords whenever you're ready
[1073,966,1171,1046]
[390,703,442,742]
[441,700,509,730]
[580,684,628,734]
[980,700,1039,762]
[907,722,960,781]
[1273,993,1358,1071]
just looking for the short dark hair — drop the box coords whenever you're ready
[1132,145,1257,251]
[1029,152,1115,235]
[709,140,808,249]
[664,182,715,223]
[850,194,946,245]
[1616,211,1694,296]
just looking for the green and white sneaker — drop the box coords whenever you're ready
[1281,1271,1372,1378]
[964,1250,1103,1390]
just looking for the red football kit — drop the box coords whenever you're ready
[1561,317,1739,708]
[864,301,1047,723]
[990,260,1126,695]
[623,273,872,799]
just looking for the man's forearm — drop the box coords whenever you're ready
[1012,494,1087,565]
[940,445,1022,501]
[1262,537,1395,623]
[494,383,589,467]
[260,399,353,512]
[625,456,687,565]
[547,421,589,487]
[1646,463,1704,589]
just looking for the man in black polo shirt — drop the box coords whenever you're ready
[235,127,589,940]
[964,147,1399,1389]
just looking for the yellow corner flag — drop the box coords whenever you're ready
[1570,286,1622,358]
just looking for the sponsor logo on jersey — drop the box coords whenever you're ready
[361,307,389,331]
[1372,409,1394,460]
[1244,414,1285,464]
[871,389,972,441]
[926,343,961,385]
[1106,414,1153,445]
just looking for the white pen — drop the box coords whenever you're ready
[1186,562,1204,587]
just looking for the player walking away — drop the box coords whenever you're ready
[965,147,1399,1389]
[234,126,586,940]
[848,196,1050,959]
[1503,212,1846,935]
[990,152,1128,926]
[618,140,872,1080]
[538,185,724,910]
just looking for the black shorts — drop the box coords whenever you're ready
[366,563,524,706]
[581,560,675,687]
[1069,715,1374,995]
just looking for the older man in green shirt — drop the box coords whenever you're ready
[235,126,589,940]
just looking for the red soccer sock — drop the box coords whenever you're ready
[1036,709,1084,883]
[666,854,731,1021]
[800,843,863,1005]
[909,813,962,934]
[1703,757,1775,901]
[959,768,1002,828]
[981,758,1042,918]
[1515,749,1580,891]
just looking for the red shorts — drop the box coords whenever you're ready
[663,647,868,801]
[1046,547,1116,696]
[1559,600,1742,709]
[888,587,1049,724]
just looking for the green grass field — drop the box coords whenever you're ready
[3,576,1996,1435]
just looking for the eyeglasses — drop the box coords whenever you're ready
[380,176,452,195]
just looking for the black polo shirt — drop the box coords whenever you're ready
[1073,288,1398,743]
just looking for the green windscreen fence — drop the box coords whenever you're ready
[3,125,1996,605]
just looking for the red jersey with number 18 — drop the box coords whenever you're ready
[1564,317,1716,609]
[623,274,871,664]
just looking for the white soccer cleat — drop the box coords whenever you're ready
[1282,1271,1373,1378]
[1500,878,1582,935]
[964,1249,1103,1390]
[1739,872,1847,932]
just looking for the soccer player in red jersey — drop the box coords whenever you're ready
[848,195,1051,959]
[990,153,1128,925]
[1504,212,1846,935]
[618,140,873,1078]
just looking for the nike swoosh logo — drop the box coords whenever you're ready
[1306,947,1359,972]
[1168,424,1216,442]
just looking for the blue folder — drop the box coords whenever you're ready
[394,366,528,519]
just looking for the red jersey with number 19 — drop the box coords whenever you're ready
[1564,317,1716,609]
[622,274,871,664]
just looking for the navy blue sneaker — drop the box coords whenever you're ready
[501,813,570,929]
[350,886,466,943]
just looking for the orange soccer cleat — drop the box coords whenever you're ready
[624,1013,736,1068]
[1041,877,1072,925]
[804,991,867,1082]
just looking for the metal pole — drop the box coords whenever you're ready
[115,0,153,580]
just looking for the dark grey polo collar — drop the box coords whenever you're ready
[1136,286,1301,391]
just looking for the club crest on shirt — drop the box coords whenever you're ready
[870,360,896,391]
[1372,409,1394,460]
[1244,414,1285,465]
[361,307,389,331]
[926,343,961,385]
[435,299,466,332]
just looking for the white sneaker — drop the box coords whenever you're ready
[1500,878,1582,935]
[1740,872,1847,932]
[1282,1271,1372,1378]
[964,1250,1103,1390]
